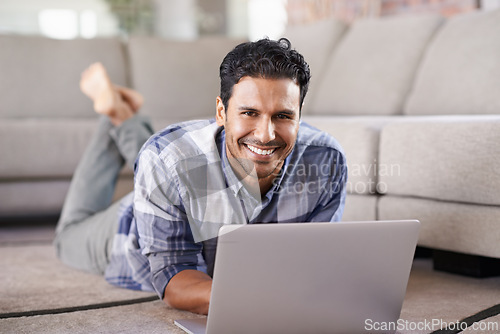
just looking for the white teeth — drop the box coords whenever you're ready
[246,144,275,156]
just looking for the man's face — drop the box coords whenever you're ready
[216,76,300,191]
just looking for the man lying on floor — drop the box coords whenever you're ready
[54,38,347,315]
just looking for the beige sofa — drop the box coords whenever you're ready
[1,9,500,274]
[0,36,241,218]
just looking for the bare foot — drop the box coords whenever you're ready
[80,63,134,126]
[116,85,144,113]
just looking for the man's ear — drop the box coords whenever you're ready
[216,96,225,126]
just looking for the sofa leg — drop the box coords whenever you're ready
[432,249,500,278]
[414,246,433,258]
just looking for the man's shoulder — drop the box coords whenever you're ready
[296,121,345,156]
[149,118,218,146]
[140,119,221,164]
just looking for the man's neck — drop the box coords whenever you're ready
[230,159,283,198]
[257,165,282,195]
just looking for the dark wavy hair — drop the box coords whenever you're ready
[219,38,311,113]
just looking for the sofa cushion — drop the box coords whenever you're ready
[0,36,127,119]
[0,118,134,178]
[0,118,98,178]
[282,19,347,114]
[379,195,500,258]
[302,116,393,195]
[0,181,71,216]
[0,177,133,217]
[405,9,500,115]
[378,116,500,206]
[127,37,245,124]
[342,194,377,222]
[309,15,443,116]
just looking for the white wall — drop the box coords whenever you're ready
[0,0,290,40]
[0,0,118,38]
[247,0,287,41]
[227,0,249,39]
[481,0,500,10]
[152,0,198,40]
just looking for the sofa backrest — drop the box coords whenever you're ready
[404,9,500,115]
[0,36,127,119]
[306,14,443,116]
[282,18,347,114]
[127,36,245,126]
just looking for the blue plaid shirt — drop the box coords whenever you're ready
[105,119,347,298]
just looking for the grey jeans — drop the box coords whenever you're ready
[54,115,153,275]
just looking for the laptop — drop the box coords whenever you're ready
[175,220,420,334]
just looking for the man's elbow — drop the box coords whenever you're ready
[163,270,212,315]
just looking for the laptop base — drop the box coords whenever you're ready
[174,318,207,334]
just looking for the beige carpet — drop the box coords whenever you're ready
[0,300,201,334]
[398,260,500,333]
[0,244,157,315]
[1,225,499,333]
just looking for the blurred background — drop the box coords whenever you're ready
[1,0,499,42]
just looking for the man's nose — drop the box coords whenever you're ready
[254,117,276,144]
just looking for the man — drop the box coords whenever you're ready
[54,38,347,315]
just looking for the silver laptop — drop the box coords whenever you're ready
[175,220,420,334]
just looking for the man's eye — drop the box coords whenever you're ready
[276,114,291,120]
[243,111,256,116]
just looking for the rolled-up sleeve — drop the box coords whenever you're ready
[306,149,348,223]
[134,146,207,298]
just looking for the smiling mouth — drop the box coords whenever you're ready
[245,144,277,156]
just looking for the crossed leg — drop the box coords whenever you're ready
[54,63,153,274]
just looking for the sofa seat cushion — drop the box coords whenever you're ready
[0,118,100,179]
[0,118,135,179]
[309,15,443,116]
[128,37,245,122]
[0,180,71,216]
[0,177,133,217]
[405,9,500,115]
[379,195,500,258]
[0,36,127,119]
[342,194,377,222]
[302,116,393,195]
[379,115,500,206]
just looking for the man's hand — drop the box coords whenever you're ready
[164,270,212,315]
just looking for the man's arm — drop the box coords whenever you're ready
[307,150,348,222]
[134,146,211,314]
[164,270,212,315]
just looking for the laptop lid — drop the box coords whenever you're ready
[176,220,420,334]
